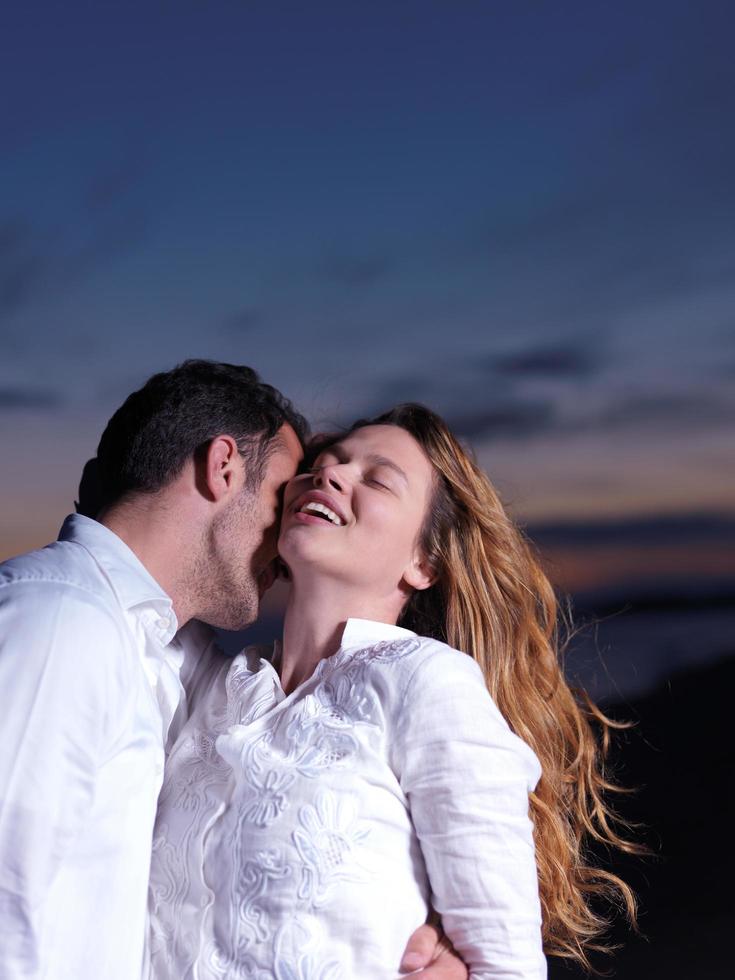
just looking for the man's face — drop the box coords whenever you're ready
[207,424,303,629]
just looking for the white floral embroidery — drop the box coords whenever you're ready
[273,920,345,980]
[237,849,292,945]
[292,791,371,908]
[227,654,281,726]
[309,671,377,727]
[149,632,433,979]
[148,830,184,957]
[149,699,235,973]
[218,663,383,831]
[315,637,421,680]
[169,728,230,809]
[238,766,296,827]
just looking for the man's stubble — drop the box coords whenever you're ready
[188,488,263,631]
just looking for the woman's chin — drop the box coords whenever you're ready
[277,548,344,588]
[279,529,334,566]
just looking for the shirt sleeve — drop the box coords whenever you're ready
[0,581,125,975]
[391,647,547,980]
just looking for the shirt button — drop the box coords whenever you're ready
[156,617,170,630]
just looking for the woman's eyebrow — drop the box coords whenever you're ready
[323,444,409,486]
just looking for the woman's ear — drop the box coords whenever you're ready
[401,551,437,593]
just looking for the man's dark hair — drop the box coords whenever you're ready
[77,360,308,517]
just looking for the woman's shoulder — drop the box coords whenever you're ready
[387,636,542,787]
[342,632,486,710]
[354,631,482,680]
[355,632,502,726]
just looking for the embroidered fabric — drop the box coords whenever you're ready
[148,624,546,980]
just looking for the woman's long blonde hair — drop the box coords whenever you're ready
[317,403,639,968]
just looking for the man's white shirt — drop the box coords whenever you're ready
[0,515,208,980]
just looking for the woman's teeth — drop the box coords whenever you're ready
[299,501,344,526]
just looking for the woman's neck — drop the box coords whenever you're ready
[279,576,402,695]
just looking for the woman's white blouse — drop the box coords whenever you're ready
[149,618,546,979]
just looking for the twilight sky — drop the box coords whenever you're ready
[1,0,734,589]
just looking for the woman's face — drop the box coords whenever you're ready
[279,424,436,600]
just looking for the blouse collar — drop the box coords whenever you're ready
[339,617,416,650]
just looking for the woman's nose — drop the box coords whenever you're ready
[313,464,345,493]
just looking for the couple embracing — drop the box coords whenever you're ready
[0,360,633,979]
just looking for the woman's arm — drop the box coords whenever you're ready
[392,647,546,980]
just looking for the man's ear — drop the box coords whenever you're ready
[203,435,242,501]
[401,550,437,593]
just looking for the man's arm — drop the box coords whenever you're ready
[0,582,121,974]
[399,922,468,978]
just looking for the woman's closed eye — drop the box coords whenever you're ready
[365,470,396,492]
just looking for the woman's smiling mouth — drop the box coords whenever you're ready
[292,490,348,527]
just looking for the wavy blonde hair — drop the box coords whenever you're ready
[316,403,639,968]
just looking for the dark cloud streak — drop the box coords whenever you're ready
[222,309,263,333]
[595,391,734,433]
[490,345,598,380]
[318,251,393,287]
[0,209,149,319]
[66,212,149,282]
[0,387,63,411]
[0,218,28,256]
[86,154,149,212]
[529,511,735,549]
[0,218,46,316]
[350,361,733,444]
[447,401,556,440]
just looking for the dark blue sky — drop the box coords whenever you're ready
[1,0,734,566]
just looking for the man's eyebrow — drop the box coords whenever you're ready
[366,453,409,485]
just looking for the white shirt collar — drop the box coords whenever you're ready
[340,617,416,650]
[58,514,178,644]
[268,618,415,682]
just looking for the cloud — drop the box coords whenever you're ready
[594,391,734,433]
[0,209,149,319]
[0,254,46,315]
[364,374,438,413]
[490,344,598,380]
[465,187,609,261]
[323,368,556,442]
[446,400,557,440]
[0,217,46,316]
[351,352,734,446]
[0,387,62,411]
[66,211,149,281]
[358,356,733,448]
[318,251,393,286]
[222,308,263,333]
[86,154,149,212]
[529,511,735,550]
[0,218,27,257]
